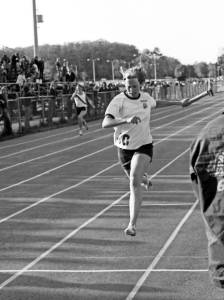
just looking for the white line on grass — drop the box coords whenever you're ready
[125,199,199,300]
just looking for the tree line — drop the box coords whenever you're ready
[0,40,218,81]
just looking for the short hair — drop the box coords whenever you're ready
[123,67,146,84]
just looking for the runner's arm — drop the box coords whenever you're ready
[102,114,141,128]
[155,99,187,108]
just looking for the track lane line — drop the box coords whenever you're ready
[0,269,208,273]
[0,97,217,161]
[0,133,112,172]
[0,100,220,289]
[0,128,104,159]
[0,104,192,151]
[0,146,199,290]
[125,200,199,300]
[0,102,221,173]
[0,122,101,150]
[0,109,220,224]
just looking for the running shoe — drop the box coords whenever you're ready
[124,224,136,236]
[79,129,83,136]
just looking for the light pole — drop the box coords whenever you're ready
[32,0,38,57]
[32,0,43,57]
[147,50,162,82]
[106,59,115,81]
[87,58,100,82]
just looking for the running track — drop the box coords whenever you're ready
[0,93,224,300]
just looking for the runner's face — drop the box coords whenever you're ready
[125,78,140,98]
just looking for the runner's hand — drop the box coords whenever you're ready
[126,116,141,124]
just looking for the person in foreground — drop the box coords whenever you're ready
[71,84,95,136]
[190,111,224,288]
[102,67,191,236]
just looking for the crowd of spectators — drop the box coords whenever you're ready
[55,58,76,82]
[0,53,215,137]
[0,52,45,84]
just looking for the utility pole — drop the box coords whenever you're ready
[87,58,100,82]
[32,0,39,57]
[107,60,115,81]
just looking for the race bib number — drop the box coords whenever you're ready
[118,134,130,146]
[217,179,224,192]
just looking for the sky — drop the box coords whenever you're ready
[1,0,224,65]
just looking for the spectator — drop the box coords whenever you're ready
[0,62,8,83]
[207,78,214,96]
[16,71,26,89]
[22,82,34,130]
[190,112,224,289]
[99,81,108,92]
[55,58,61,80]
[1,54,10,65]
[10,53,19,74]
[48,81,58,119]
[69,65,76,82]
[30,58,39,81]
[0,87,13,136]
[38,57,45,80]
[20,56,30,77]
[62,59,69,82]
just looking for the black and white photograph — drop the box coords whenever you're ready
[0,0,224,299]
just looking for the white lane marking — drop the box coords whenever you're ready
[0,98,219,160]
[0,192,129,290]
[0,104,193,151]
[125,200,199,300]
[0,144,114,193]
[0,116,200,221]
[0,133,111,172]
[0,104,220,192]
[0,128,103,159]
[0,147,198,289]
[0,161,118,224]
[0,108,219,224]
[0,100,218,288]
[0,122,101,150]
[0,99,221,184]
[0,269,208,273]
[115,203,194,206]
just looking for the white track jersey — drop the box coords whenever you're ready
[105,92,156,149]
[74,92,87,108]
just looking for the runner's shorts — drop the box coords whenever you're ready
[117,143,153,172]
[76,107,87,116]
